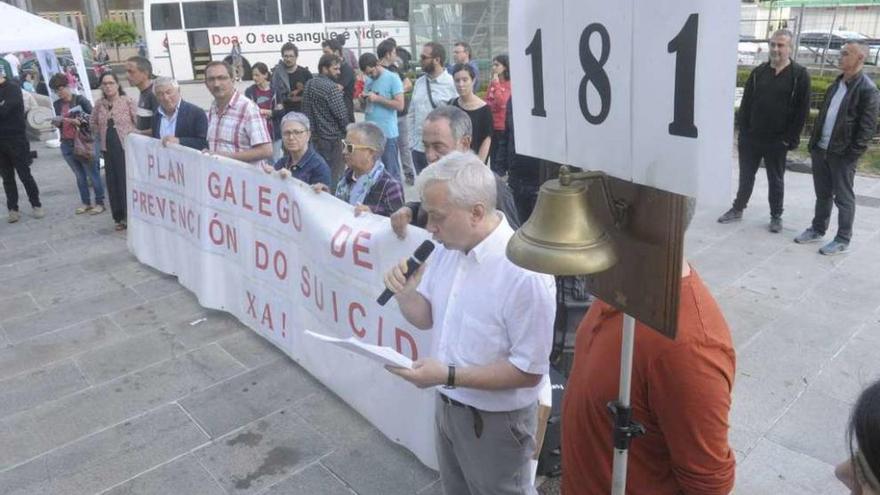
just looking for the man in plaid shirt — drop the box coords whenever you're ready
[302,54,349,189]
[205,61,273,167]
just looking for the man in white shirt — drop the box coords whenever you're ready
[384,151,556,495]
[408,42,457,176]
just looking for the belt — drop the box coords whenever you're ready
[439,393,484,438]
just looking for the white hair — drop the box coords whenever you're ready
[416,151,496,210]
[281,111,310,131]
[153,76,179,92]
[347,121,386,155]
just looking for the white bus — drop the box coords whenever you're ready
[144,0,410,81]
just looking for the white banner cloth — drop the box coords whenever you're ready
[125,135,437,467]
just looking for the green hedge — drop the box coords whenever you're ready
[736,67,841,100]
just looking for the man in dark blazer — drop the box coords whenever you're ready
[151,76,208,150]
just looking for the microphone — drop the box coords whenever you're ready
[377,240,435,306]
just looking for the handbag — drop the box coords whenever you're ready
[73,121,95,162]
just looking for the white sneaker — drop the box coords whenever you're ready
[7,210,21,223]
[32,207,45,219]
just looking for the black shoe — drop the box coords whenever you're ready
[717,208,743,224]
[769,217,782,233]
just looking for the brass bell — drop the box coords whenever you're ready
[506,168,618,276]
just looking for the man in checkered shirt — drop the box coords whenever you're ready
[302,54,349,189]
[204,61,273,167]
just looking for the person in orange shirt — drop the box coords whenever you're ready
[561,201,736,495]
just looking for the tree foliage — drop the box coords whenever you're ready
[95,21,138,60]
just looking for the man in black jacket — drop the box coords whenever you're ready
[794,40,880,255]
[151,77,208,150]
[719,29,810,233]
[0,67,42,223]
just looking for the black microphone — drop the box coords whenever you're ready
[377,240,435,306]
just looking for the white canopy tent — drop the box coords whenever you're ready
[0,2,92,105]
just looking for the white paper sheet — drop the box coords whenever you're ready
[304,330,414,369]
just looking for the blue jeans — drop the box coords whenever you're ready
[382,137,401,182]
[61,140,104,205]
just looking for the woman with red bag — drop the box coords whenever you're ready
[49,73,105,215]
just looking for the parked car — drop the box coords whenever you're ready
[738,35,768,65]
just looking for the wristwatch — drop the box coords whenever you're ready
[444,365,456,389]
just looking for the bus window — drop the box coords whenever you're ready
[368,0,407,21]
[238,0,280,26]
[151,3,182,30]
[324,0,364,23]
[182,0,235,28]
[280,0,322,24]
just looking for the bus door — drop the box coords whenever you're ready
[187,30,211,81]
[164,31,194,81]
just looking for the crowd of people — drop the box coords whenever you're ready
[2,32,879,495]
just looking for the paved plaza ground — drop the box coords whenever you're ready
[1,84,879,494]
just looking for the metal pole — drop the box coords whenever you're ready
[793,4,805,60]
[610,314,640,495]
[820,4,839,77]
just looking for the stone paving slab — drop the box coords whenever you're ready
[0,404,209,495]
[735,438,842,495]
[0,317,126,382]
[3,288,142,343]
[0,360,90,419]
[260,463,356,495]
[75,326,189,384]
[811,321,880,405]
[103,454,226,495]
[216,330,287,370]
[0,344,244,469]
[179,359,322,440]
[322,428,439,495]
[766,388,852,466]
[0,294,41,322]
[193,407,332,495]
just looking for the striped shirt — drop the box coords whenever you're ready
[207,90,271,166]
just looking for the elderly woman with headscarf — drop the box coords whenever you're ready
[268,112,331,186]
[312,121,403,217]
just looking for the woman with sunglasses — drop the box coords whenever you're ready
[312,122,403,217]
[270,112,330,186]
[836,379,880,495]
[90,72,137,231]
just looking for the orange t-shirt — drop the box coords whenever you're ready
[561,270,736,495]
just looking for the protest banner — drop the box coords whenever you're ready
[124,135,438,468]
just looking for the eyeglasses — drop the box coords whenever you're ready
[420,54,435,60]
[101,81,117,86]
[282,129,309,138]
[341,139,375,154]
